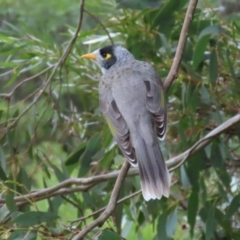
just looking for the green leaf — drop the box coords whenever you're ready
[0,62,19,68]
[13,211,58,227]
[4,68,20,88]
[200,84,211,104]
[166,207,178,238]
[199,25,221,38]
[218,182,228,202]
[146,0,188,36]
[205,206,217,240]
[0,204,10,222]
[116,0,162,9]
[226,49,237,84]
[5,191,17,212]
[97,229,123,240]
[187,190,199,237]
[0,166,7,181]
[225,193,240,219]
[9,230,37,240]
[180,165,190,189]
[156,212,168,240]
[65,142,87,166]
[200,177,207,203]
[193,34,210,70]
[188,20,211,37]
[78,133,102,177]
[16,167,32,194]
[0,34,17,43]
[186,152,206,188]
[214,208,231,235]
[209,49,218,82]
[52,165,67,182]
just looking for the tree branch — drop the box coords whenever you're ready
[72,161,130,240]
[163,0,198,92]
[167,113,240,169]
[70,190,142,223]
[0,65,55,98]
[1,114,239,208]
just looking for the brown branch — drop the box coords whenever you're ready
[84,9,114,45]
[71,179,178,224]
[163,0,198,92]
[0,167,135,204]
[167,113,240,170]
[1,113,239,208]
[72,161,130,240]
[0,65,55,98]
[70,189,141,223]
[0,113,238,228]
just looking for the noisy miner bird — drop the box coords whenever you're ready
[81,45,170,201]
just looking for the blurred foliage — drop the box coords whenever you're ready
[0,0,240,239]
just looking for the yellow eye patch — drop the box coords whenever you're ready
[105,53,112,59]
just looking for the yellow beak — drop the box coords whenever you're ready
[80,53,97,60]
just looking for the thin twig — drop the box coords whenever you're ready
[71,190,141,223]
[84,9,114,45]
[61,195,86,225]
[72,161,130,240]
[0,170,136,205]
[163,0,198,92]
[71,180,178,224]
[0,65,54,98]
[167,113,240,169]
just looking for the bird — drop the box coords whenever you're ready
[81,45,170,201]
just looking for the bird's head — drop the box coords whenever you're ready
[81,45,134,73]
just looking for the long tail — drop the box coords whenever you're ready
[133,134,170,201]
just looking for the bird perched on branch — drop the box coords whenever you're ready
[81,45,170,201]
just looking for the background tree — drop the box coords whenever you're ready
[0,0,240,239]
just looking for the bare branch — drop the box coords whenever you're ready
[70,106,240,239]
[0,65,54,98]
[163,0,198,92]
[1,113,239,208]
[70,190,141,223]
[71,180,178,224]
[72,161,130,240]
[167,113,240,169]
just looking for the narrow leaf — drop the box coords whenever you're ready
[193,34,210,70]
[156,212,168,240]
[187,190,199,237]
[9,230,37,240]
[97,229,123,240]
[5,191,17,212]
[13,211,58,227]
[166,207,178,238]
[206,207,217,240]
[225,193,240,219]
[209,49,218,82]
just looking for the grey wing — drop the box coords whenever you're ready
[142,63,167,140]
[99,87,137,166]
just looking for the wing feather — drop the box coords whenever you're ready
[142,63,167,140]
[100,88,137,166]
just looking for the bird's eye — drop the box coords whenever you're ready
[102,53,111,59]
